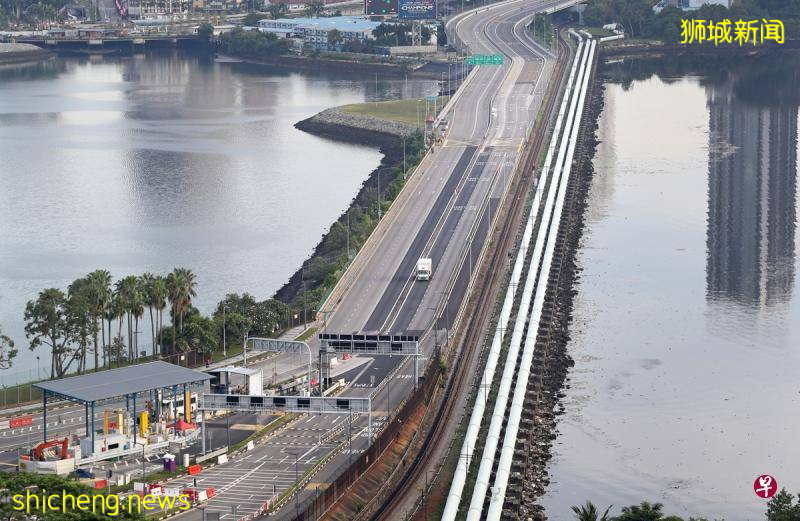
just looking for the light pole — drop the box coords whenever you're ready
[302,261,307,326]
[35,356,40,381]
[387,355,392,417]
[448,63,452,97]
[403,135,406,180]
[226,411,230,449]
[278,300,290,330]
[222,304,228,357]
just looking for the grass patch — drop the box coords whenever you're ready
[295,327,317,343]
[340,96,451,127]
[580,25,616,38]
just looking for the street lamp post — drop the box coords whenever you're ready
[403,135,406,180]
[448,63,452,97]
[226,411,230,449]
[222,304,228,357]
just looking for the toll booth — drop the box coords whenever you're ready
[208,366,263,396]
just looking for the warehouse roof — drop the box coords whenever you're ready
[33,361,211,403]
[260,16,388,32]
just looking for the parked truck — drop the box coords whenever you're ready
[416,258,432,281]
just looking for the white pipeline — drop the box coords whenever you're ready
[440,38,586,521]
[484,39,596,521]
[462,40,587,521]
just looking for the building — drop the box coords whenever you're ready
[257,16,385,49]
[705,80,797,307]
[654,0,730,12]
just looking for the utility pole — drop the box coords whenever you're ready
[403,136,406,179]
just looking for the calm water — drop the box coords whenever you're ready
[541,55,800,520]
[0,51,435,376]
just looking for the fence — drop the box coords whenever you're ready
[287,344,442,521]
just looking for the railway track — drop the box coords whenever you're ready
[370,28,571,521]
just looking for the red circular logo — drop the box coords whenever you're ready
[754,475,778,499]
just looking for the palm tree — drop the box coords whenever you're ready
[166,268,197,354]
[67,277,94,373]
[110,293,126,366]
[131,288,144,360]
[140,273,167,357]
[86,270,112,371]
[153,276,167,356]
[114,276,140,361]
[572,501,612,521]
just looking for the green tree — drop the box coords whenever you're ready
[305,0,324,17]
[214,293,282,338]
[327,28,343,47]
[267,1,288,19]
[197,22,214,42]
[110,292,127,366]
[24,288,77,379]
[243,12,265,26]
[766,489,800,521]
[573,501,612,521]
[160,307,217,355]
[66,277,96,373]
[115,276,142,361]
[140,273,168,357]
[219,27,290,58]
[85,269,112,371]
[613,502,665,521]
[0,326,18,369]
[165,268,197,354]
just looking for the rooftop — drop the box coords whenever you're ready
[260,16,387,32]
[33,361,212,403]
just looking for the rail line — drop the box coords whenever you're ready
[370,26,571,521]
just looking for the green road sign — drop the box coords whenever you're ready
[464,53,504,66]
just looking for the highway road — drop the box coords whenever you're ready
[169,1,567,519]
[0,0,568,518]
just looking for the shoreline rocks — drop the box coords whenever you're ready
[0,43,52,65]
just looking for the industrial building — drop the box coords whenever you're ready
[257,16,386,49]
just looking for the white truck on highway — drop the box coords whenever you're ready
[416,258,432,281]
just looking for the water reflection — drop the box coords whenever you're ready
[706,80,797,307]
[540,52,800,520]
[0,51,437,373]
